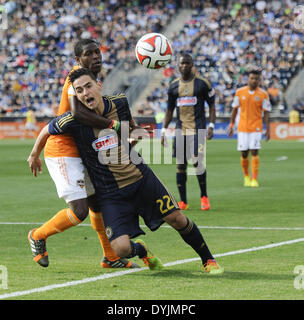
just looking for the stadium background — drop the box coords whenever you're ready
[0,0,304,140]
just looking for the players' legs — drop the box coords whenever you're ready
[110,234,133,258]
[176,163,188,205]
[250,149,260,185]
[68,198,89,221]
[238,132,251,185]
[249,132,261,185]
[87,194,121,262]
[163,210,216,266]
[29,157,125,267]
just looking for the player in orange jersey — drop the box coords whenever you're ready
[27,39,138,269]
[228,69,271,187]
[23,107,38,139]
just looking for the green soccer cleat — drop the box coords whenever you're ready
[202,259,224,275]
[244,175,251,187]
[135,239,164,271]
[251,179,259,187]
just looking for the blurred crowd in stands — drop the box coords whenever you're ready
[139,0,304,117]
[0,0,178,116]
[0,0,303,119]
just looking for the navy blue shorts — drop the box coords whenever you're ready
[99,168,179,241]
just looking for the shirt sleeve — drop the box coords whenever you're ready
[167,84,176,112]
[232,94,240,108]
[48,112,74,135]
[262,95,272,112]
[67,84,76,98]
[203,79,215,106]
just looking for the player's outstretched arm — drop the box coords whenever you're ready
[264,110,270,141]
[70,96,113,129]
[27,125,50,177]
[207,102,216,140]
[228,107,238,137]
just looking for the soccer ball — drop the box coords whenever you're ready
[135,33,173,69]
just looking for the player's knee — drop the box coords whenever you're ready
[163,210,187,230]
[177,164,187,172]
[241,151,249,159]
[68,199,89,221]
[251,149,258,156]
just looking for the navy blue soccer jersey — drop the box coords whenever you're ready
[48,94,148,195]
[167,75,215,134]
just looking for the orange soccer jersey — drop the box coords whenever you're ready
[232,86,271,133]
[44,66,81,158]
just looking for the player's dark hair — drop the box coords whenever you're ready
[69,68,96,84]
[179,52,193,61]
[248,69,261,76]
[74,39,98,57]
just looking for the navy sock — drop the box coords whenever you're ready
[178,218,213,265]
[127,241,147,259]
[197,171,207,198]
[176,170,187,203]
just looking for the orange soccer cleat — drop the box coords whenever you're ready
[202,259,224,274]
[178,201,189,210]
[200,196,210,211]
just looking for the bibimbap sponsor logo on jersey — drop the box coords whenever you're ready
[92,134,118,151]
[176,96,197,107]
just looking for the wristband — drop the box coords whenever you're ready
[109,120,120,132]
[161,127,167,136]
[209,122,214,129]
[229,122,234,128]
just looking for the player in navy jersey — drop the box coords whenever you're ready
[30,68,223,274]
[161,53,216,211]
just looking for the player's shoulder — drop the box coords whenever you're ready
[235,86,248,95]
[169,77,180,86]
[257,87,269,97]
[104,93,128,111]
[66,65,81,86]
[195,74,212,89]
[57,111,74,123]
[105,93,127,103]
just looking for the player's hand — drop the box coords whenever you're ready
[207,127,213,140]
[27,154,42,177]
[264,129,270,141]
[227,127,233,138]
[161,135,167,147]
[130,125,151,141]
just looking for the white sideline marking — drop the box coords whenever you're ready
[1,221,304,231]
[0,237,304,300]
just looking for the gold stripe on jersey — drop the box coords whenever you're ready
[178,78,196,134]
[58,114,74,128]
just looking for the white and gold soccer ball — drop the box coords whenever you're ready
[135,33,173,69]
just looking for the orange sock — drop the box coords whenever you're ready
[33,208,81,240]
[240,156,249,177]
[89,210,119,261]
[251,155,260,180]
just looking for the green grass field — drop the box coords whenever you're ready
[0,138,304,301]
